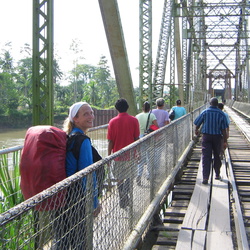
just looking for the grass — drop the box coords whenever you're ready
[0,151,24,212]
[0,150,35,249]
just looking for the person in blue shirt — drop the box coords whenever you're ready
[218,102,230,158]
[169,99,187,121]
[218,102,230,138]
[63,101,100,249]
[194,98,229,184]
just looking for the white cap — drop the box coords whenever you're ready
[69,102,88,122]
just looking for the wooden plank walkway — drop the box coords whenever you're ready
[151,107,250,249]
[175,159,234,249]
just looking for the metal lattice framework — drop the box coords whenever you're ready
[179,0,250,102]
[139,0,152,108]
[152,0,173,105]
[32,0,250,122]
[32,0,54,125]
[138,0,250,107]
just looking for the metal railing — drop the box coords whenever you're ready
[232,101,250,118]
[0,106,207,249]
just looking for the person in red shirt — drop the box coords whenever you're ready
[107,98,140,208]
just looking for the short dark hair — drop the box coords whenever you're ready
[143,101,150,112]
[210,97,218,107]
[218,103,224,110]
[176,100,181,105]
[115,98,129,113]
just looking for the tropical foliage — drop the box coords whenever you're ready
[0,42,120,119]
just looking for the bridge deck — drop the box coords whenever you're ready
[151,107,250,249]
[176,159,233,249]
[152,144,234,249]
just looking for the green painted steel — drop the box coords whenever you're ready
[139,0,152,109]
[152,0,172,105]
[29,0,250,122]
[32,0,54,125]
[98,0,137,116]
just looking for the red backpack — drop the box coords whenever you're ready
[20,126,67,211]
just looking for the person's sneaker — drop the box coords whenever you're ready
[215,175,221,180]
[202,179,208,184]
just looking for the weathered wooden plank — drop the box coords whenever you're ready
[192,230,206,250]
[152,246,175,250]
[175,229,192,250]
[181,160,211,230]
[208,161,231,232]
[206,232,234,249]
[165,207,187,214]
[162,223,182,230]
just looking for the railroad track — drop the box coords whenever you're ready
[149,107,250,249]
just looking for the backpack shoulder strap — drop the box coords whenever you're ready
[67,132,90,160]
[145,110,152,130]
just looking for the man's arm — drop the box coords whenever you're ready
[195,125,200,136]
[153,119,159,128]
[226,127,229,139]
[108,140,113,155]
[164,120,170,125]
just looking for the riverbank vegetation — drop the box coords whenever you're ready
[0,41,126,128]
[0,41,177,129]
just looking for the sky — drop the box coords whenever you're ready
[0,0,165,87]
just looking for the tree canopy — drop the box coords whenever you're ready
[0,42,120,117]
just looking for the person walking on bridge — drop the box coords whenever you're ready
[218,102,230,158]
[152,98,170,127]
[169,99,187,121]
[135,101,158,185]
[107,98,140,208]
[194,97,229,184]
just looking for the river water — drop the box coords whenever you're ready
[0,128,27,148]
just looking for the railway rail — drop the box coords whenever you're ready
[149,106,250,249]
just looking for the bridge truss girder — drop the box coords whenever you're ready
[98,0,137,115]
[32,0,250,123]
[151,0,172,105]
[138,0,250,108]
[32,0,54,125]
[139,0,152,109]
[179,0,250,102]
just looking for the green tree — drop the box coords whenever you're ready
[15,57,32,110]
[0,43,20,114]
[69,39,85,102]
[0,42,14,73]
[0,72,19,114]
[93,56,119,108]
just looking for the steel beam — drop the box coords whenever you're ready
[32,0,54,125]
[152,0,172,104]
[98,0,137,115]
[139,0,152,109]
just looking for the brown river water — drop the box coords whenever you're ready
[0,128,27,148]
[0,128,108,158]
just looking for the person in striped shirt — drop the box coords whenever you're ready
[194,97,229,184]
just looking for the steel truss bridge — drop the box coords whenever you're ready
[32,0,250,124]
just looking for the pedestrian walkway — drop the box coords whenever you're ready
[175,159,233,249]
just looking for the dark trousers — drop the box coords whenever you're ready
[202,134,222,180]
[118,178,130,208]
